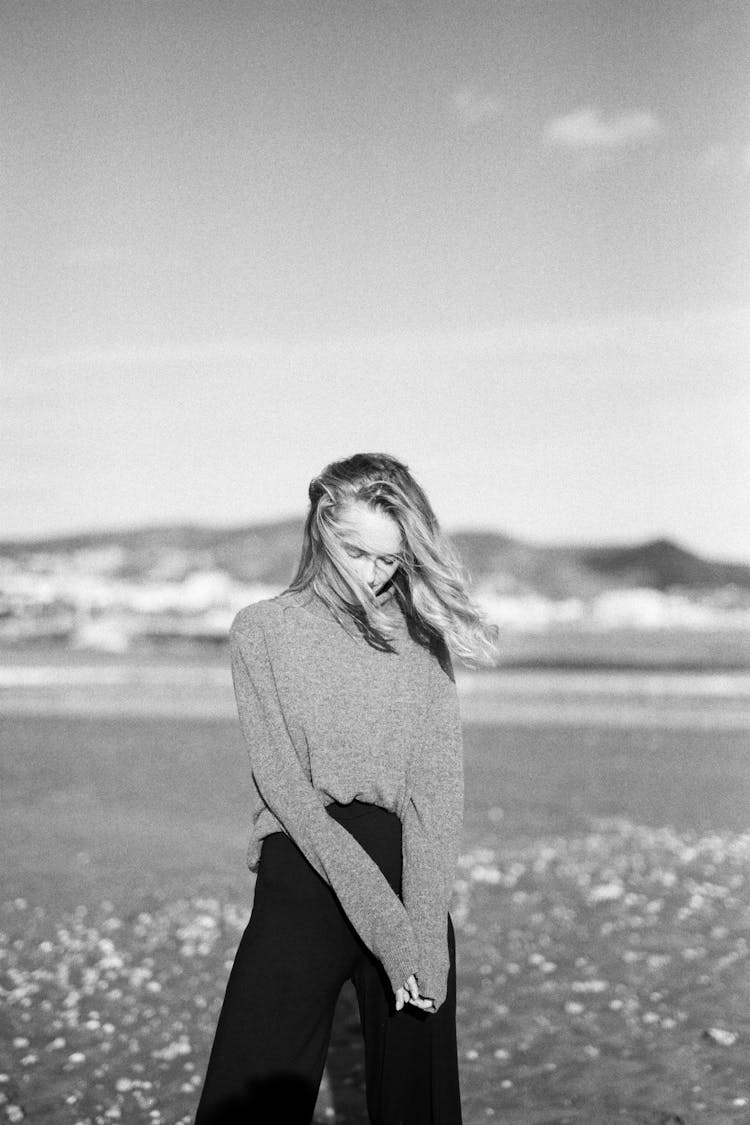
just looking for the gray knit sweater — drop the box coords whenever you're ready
[228,583,464,1011]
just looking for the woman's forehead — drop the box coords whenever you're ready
[338,504,403,551]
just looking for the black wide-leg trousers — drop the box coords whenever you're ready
[193,800,462,1125]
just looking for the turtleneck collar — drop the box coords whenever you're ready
[284,582,405,632]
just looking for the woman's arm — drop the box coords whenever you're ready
[401,638,464,1011]
[230,612,420,998]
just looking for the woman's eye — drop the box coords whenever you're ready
[343,546,397,564]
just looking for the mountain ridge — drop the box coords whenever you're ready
[1,519,748,598]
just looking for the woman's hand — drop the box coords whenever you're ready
[395,974,437,1013]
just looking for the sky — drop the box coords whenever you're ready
[3,0,749,560]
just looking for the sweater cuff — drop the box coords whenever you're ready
[414,928,451,1011]
[381,937,420,999]
[415,966,448,1011]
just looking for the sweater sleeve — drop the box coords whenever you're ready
[229,612,420,997]
[401,638,464,1010]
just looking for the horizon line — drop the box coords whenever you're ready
[1,515,747,567]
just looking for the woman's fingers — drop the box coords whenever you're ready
[396,975,437,1012]
[395,976,437,1013]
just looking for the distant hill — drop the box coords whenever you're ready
[1,519,748,598]
[452,532,750,597]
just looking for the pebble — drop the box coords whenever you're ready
[588,882,624,902]
[702,1027,738,1047]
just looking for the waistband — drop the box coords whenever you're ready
[325,799,398,823]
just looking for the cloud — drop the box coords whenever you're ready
[450,83,503,125]
[543,105,663,150]
[16,306,748,383]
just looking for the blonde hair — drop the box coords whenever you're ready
[288,452,499,668]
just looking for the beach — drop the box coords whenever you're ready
[1,659,749,1123]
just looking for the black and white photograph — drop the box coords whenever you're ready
[2,2,749,1123]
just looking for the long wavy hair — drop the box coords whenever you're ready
[287,452,499,668]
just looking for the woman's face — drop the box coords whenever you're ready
[335,502,403,596]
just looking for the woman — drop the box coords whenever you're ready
[194,452,499,1125]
